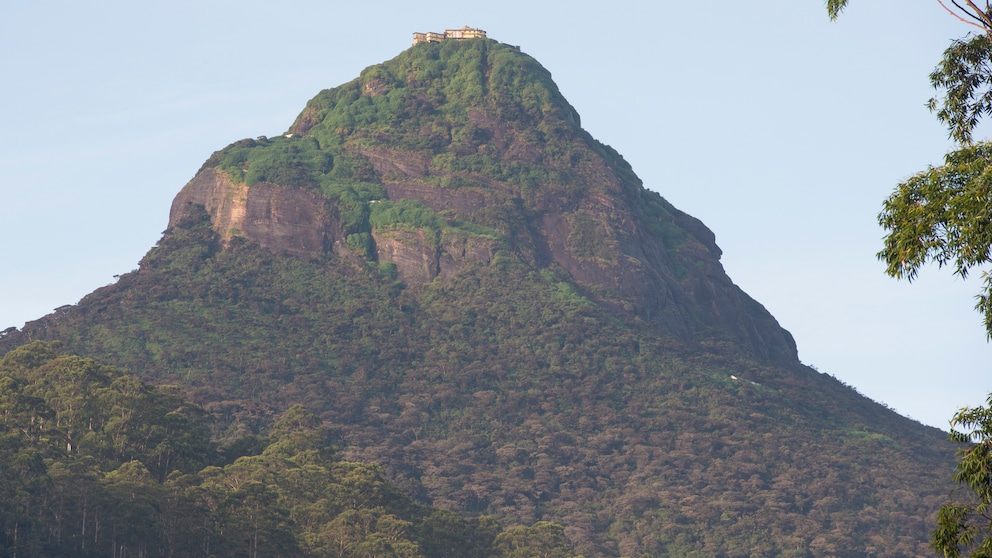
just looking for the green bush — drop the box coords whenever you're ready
[370,199,444,231]
[347,232,376,259]
[378,261,398,280]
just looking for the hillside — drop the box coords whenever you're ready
[1,37,956,556]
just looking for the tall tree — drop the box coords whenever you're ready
[829,3,992,557]
[831,0,992,337]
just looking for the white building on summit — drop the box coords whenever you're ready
[412,26,486,45]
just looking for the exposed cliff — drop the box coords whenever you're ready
[170,168,341,255]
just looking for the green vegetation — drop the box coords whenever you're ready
[877,138,992,336]
[295,40,578,149]
[638,188,687,250]
[370,199,445,232]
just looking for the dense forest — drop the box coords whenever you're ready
[0,38,960,556]
[0,341,579,557]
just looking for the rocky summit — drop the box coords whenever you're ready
[3,36,954,556]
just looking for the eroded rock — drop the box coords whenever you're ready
[169,170,341,257]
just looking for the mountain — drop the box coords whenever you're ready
[172,36,796,365]
[1,36,955,556]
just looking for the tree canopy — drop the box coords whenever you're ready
[832,0,992,339]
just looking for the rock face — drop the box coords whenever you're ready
[169,169,341,257]
[168,39,797,364]
[372,228,496,283]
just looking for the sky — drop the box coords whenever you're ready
[0,1,988,430]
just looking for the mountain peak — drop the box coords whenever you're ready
[168,39,797,364]
[289,38,580,139]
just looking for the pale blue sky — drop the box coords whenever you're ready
[1,1,987,429]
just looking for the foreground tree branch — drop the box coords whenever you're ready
[828,2,992,554]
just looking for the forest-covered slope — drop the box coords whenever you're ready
[1,37,957,556]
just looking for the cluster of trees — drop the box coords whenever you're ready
[0,341,580,558]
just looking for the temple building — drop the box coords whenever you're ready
[413,26,487,45]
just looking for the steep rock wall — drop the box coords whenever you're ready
[169,169,341,257]
[169,168,498,281]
